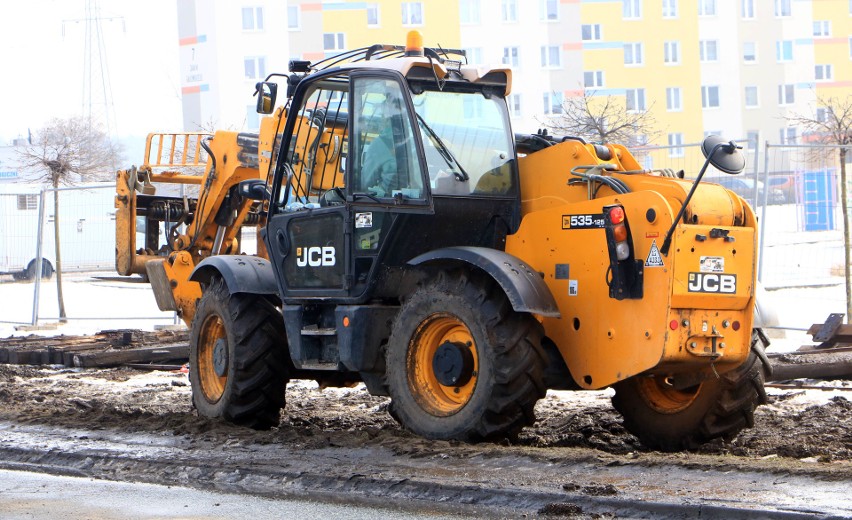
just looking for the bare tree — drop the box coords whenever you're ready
[17,117,122,322]
[788,95,852,324]
[547,90,661,147]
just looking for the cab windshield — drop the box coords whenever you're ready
[410,87,516,196]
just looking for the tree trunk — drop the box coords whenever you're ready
[53,188,67,322]
[840,148,851,325]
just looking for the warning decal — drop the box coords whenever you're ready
[645,239,664,267]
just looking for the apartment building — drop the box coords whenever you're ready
[176,0,851,153]
[176,0,291,131]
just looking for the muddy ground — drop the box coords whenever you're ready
[0,363,851,517]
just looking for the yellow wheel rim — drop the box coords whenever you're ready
[407,313,478,417]
[636,376,701,414]
[197,314,227,403]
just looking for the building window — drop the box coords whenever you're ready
[746,131,760,150]
[780,127,797,144]
[625,89,646,112]
[508,93,522,118]
[741,0,755,19]
[623,0,641,19]
[543,92,564,115]
[816,107,829,123]
[287,5,301,30]
[662,0,678,18]
[664,41,680,65]
[540,0,558,20]
[241,6,264,31]
[584,71,605,88]
[813,21,831,38]
[668,133,684,157]
[402,2,423,25]
[778,84,795,105]
[775,0,791,17]
[541,45,561,67]
[502,46,520,67]
[698,0,716,16]
[743,42,757,63]
[624,43,643,66]
[17,194,38,211]
[464,47,483,64]
[701,85,720,108]
[776,40,793,62]
[699,40,718,62]
[666,87,682,111]
[366,4,380,26]
[460,0,480,24]
[815,64,833,81]
[744,86,759,107]
[582,24,602,41]
[502,0,518,22]
[323,33,345,52]
[244,56,266,80]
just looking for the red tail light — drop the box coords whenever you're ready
[609,206,625,225]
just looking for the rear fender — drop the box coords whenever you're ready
[408,246,560,318]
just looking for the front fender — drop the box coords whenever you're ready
[190,255,279,296]
[409,246,560,318]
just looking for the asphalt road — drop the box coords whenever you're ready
[0,469,465,520]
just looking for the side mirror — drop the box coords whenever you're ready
[238,179,269,201]
[701,135,745,175]
[255,82,277,115]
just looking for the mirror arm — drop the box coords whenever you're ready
[659,141,730,257]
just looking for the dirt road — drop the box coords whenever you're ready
[0,364,850,518]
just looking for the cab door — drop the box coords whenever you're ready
[266,70,432,300]
[266,72,351,298]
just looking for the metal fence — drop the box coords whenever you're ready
[1,143,848,333]
[0,184,176,327]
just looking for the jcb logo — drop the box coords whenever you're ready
[688,273,737,293]
[296,246,336,267]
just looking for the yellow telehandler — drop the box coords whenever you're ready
[115,32,768,451]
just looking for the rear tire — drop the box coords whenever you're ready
[612,330,769,451]
[18,259,54,281]
[189,277,289,429]
[385,270,546,441]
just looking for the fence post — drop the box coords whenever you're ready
[30,189,48,326]
[757,141,771,284]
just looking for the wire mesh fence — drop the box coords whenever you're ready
[0,184,116,280]
[1,140,849,332]
[0,184,176,327]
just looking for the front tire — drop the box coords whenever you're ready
[612,331,769,451]
[385,271,546,441]
[190,277,289,429]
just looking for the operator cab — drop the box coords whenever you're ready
[253,32,521,305]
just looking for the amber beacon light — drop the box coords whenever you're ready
[405,30,424,56]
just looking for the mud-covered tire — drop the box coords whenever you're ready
[612,330,769,451]
[189,277,289,429]
[385,270,547,441]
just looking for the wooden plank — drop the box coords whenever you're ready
[72,344,189,368]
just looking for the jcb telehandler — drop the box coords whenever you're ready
[115,33,769,451]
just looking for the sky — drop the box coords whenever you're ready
[0,1,183,157]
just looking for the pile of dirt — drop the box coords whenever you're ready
[0,364,850,471]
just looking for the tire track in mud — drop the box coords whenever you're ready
[0,365,851,518]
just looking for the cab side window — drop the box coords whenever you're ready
[279,75,350,209]
[351,77,423,199]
